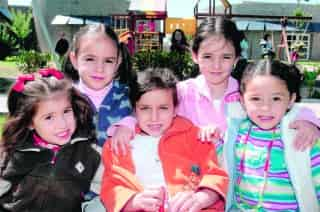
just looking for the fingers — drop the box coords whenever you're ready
[133,187,164,212]
[169,191,194,212]
[290,121,320,151]
[198,125,222,143]
[110,127,134,155]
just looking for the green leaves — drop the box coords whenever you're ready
[132,50,195,80]
[8,50,52,74]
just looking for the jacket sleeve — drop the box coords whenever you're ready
[188,126,229,210]
[295,105,320,128]
[106,116,137,137]
[100,142,142,212]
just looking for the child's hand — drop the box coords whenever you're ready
[198,125,221,143]
[123,187,164,211]
[110,126,134,155]
[169,189,219,212]
[290,120,320,151]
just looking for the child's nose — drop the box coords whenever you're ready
[151,110,159,121]
[261,101,272,110]
[212,58,221,70]
[58,116,68,128]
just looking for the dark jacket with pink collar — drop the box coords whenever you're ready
[0,133,100,212]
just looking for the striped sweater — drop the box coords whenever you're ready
[230,119,320,211]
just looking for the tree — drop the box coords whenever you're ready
[4,9,33,49]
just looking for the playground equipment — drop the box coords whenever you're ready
[112,0,167,53]
[194,0,312,63]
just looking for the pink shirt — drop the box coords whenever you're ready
[176,75,239,132]
[77,80,112,109]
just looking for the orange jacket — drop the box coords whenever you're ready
[101,116,228,212]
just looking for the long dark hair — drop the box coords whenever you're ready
[240,59,302,102]
[192,16,241,57]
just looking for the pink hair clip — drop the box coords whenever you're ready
[12,74,35,92]
[39,68,64,80]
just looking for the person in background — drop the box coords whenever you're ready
[55,32,70,68]
[232,31,249,82]
[170,29,189,54]
[0,68,100,212]
[101,68,228,212]
[260,33,275,59]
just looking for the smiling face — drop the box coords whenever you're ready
[135,89,176,137]
[241,75,296,130]
[30,92,76,145]
[70,32,120,90]
[192,35,238,88]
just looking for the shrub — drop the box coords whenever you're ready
[302,67,320,98]
[6,50,52,73]
[132,50,196,80]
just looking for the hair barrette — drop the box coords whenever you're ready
[12,74,35,92]
[39,68,64,80]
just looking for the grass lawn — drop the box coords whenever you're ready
[0,114,7,135]
[0,61,20,78]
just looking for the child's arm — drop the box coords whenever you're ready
[291,107,320,150]
[107,116,137,155]
[100,141,142,211]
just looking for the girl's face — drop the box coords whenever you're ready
[241,75,296,130]
[70,32,121,90]
[192,36,238,88]
[174,31,182,41]
[30,92,76,145]
[135,89,176,137]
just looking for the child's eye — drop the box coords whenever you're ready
[223,55,232,59]
[250,97,261,101]
[44,115,52,121]
[160,106,169,110]
[202,55,211,59]
[139,106,150,111]
[85,57,94,62]
[64,108,73,114]
[105,59,116,64]
[272,96,282,101]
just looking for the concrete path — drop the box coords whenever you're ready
[0,95,8,113]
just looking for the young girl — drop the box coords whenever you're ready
[111,17,319,156]
[101,68,228,212]
[225,59,320,211]
[68,24,136,211]
[0,68,100,212]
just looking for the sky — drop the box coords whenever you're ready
[8,0,320,17]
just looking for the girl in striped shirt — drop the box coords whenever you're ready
[226,59,320,211]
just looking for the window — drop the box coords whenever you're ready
[287,33,311,60]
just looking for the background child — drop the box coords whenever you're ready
[101,68,228,212]
[69,24,136,211]
[225,59,320,211]
[0,68,100,212]
[111,17,319,156]
[170,29,189,54]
